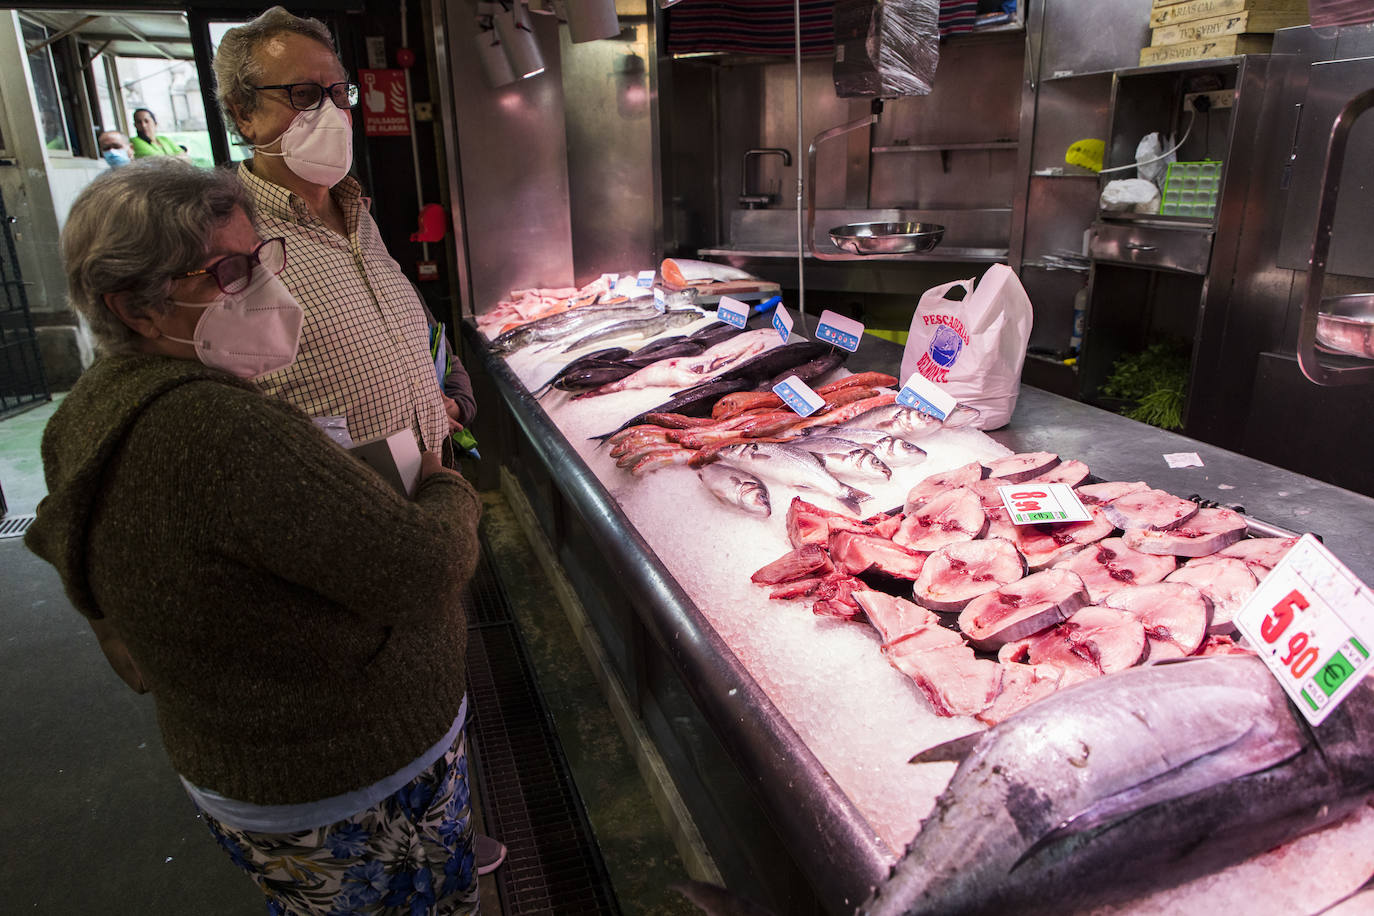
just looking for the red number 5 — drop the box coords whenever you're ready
[1261,589,1308,644]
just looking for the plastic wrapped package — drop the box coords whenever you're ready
[834,0,941,98]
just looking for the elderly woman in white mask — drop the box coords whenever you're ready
[27,160,484,916]
[211,6,475,466]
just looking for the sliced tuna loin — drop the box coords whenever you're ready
[976,663,1064,726]
[984,506,1020,542]
[1056,537,1177,603]
[751,544,833,585]
[1208,535,1300,579]
[862,510,904,540]
[1122,507,1248,558]
[1013,506,1115,570]
[968,477,1015,509]
[894,488,988,552]
[1101,582,1211,660]
[904,461,989,511]
[1033,459,1091,488]
[1102,488,1200,531]
[986,451,1061,483]
[998,606,1147,678]
[1076,480,1150,505]
[884,639,1003,718]
[785,497,831,548]
[958,568,1091,651]
[829,531,926,580]
[852,590,941,643]
[1166,558,1259,635]
[913,538,1027,612]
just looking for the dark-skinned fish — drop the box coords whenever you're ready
[560,308,704,353]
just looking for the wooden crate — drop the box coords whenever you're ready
[1150,0,1308,28]
[1139,32,1275,64]
[1152,9,1310,44]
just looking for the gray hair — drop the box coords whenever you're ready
[62,160,250,356]
[212,6,336,134]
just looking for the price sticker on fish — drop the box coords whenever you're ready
[997,483,1093,525]
[897,372,956,422]
[715,296,750,329]
[653,287,667,312]
[1234,534,1374,726]
[772,303,794,344]
[772,375,825,418]
[816,310,864,352]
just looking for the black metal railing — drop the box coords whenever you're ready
[0,188,50,419]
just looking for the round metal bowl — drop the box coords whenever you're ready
[1316,293,1374,359]
[829,221,945,255]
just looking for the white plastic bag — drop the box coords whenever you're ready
[899,264,1033,430]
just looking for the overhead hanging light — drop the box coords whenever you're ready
[566,0,620,43]
[494,1,546,78]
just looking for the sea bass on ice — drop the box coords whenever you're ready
[860,655,1374,916]
[489,301,657,353]
[697,463,771,517]
[713,442,871,515]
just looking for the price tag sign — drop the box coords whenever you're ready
[998,483,1093,525]
[600,272,619,289]
[896,373,956,421]
[653,287,667,313]
[1234,534,1374,726]
[772,304,794,344]
[716,295,749,329]
[816,309,864,352]
[772,375,825,417]
[636,269,656,288]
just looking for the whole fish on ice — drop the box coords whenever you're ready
[697,463,771,517]
[860,655,1374,916]
[786,437,892,482]
[797,427,927,467]
[489,301,657,353]
[559,308,704,353]
[713,442,871,515]
[836,403,981,439]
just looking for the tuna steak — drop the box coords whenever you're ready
[1013,507,1114,570]
[1196,534,1300,580]
[883,638,1004,718]
[862,656,1374,916]
[958,569,1091,651]
[913,539,1027,612]
[904,461,989,510]
[1056,538,1177,603]
[1166,558,1259,635]
[830,532,927,581]
[1101,488,1200,531]
[853,590,941,644]
[895,488,987,553]
[1075,480,1149,505]
[997,606,1147,678]
[1032,459,1091,488]
[986,451,1060,483]
[976,663,1065,726]
[1121,507,1248,557]
[1101,582,1211,660]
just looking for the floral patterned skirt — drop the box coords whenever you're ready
[198,732,480,916]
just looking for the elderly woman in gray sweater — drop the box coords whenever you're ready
[27,160,485,915]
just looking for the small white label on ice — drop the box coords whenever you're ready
[896,373,956,421]
[1164,452,1204,468]
[1234,534,1374,727]
[772,304,794,344]
[716,296,749,329]
[816,310,864,352]
[653,287,667,312]
[637,269,656,288]
[773,375,825,417]
[998,483,1093,525]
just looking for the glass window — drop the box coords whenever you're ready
[117,56,214,168]
[209,21,254,162]
[21,19,71,154]
[92,55,120,131]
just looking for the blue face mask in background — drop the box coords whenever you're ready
[102,148,131,168]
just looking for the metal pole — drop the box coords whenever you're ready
[794,0,805,324]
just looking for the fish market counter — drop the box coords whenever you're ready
[461,318,1374,915]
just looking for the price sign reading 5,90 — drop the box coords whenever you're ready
[1235,534,1374,727]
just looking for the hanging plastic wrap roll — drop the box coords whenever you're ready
[833,0,940,98]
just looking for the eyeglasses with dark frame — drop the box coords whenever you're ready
[250,81,360,112]
[172,238,287,295]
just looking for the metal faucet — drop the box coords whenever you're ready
[740,147,793,208]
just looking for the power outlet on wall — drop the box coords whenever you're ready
[1184,91,1234,113]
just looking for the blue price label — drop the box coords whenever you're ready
[772,375,824,417]
[816,309,864,353]
[772,304,794,344]
[637,269,656,288]
[896,387,950,421]
[716,296,749,329]
[653,288,667,313]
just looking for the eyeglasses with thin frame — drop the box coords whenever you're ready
[250,81,360,111]
[172,238,287,295]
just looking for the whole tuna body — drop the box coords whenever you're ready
[861,655,1374,916]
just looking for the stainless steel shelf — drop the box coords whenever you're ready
[697,246,1009,263]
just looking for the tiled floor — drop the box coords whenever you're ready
[0,394,696,915]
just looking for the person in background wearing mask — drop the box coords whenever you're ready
[211,7,501,876]
[97,130,134,168]
[130,108,189,158]
[27,159,484,916]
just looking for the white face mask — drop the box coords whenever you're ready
[166,269,304,379]
[253,101,353,188]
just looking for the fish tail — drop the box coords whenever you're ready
[839,488,872,515]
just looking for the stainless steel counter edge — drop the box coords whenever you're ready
[463,321,894,913]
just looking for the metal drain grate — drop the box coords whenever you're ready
[0,514,35,540]
[465,544,621,916]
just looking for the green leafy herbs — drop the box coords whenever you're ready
[1099,341,1189,430]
